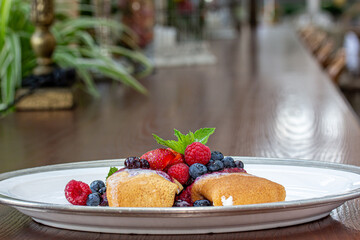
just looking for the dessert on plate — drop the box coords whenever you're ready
[106,168,182,207]
[190,171,286,206]
[64,128,286,207]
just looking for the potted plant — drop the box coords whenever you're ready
[0,0,153,114]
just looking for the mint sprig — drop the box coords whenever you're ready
[152,128,215,154]
[106,167,119,179]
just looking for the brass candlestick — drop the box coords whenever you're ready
[31,0,56,76]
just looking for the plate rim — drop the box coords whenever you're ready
[1,157,360,217]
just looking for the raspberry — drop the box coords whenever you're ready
[184,142,211,166]
[167,163,190,185]
[140,148,175,170]
[175,186,193,206]
[65,180,92,205]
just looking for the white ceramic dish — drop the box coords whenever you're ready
[1,157,360,234]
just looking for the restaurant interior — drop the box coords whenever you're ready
[1,0,360,116]
[2,0,360,239]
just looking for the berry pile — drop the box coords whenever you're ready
[64,128,246,208]
[65,180,108,206]
[174,149,246,207]
[187,151,245,180]
[138,144,245,207]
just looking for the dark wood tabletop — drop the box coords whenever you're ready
[1,25,360,239]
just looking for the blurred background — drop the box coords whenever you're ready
[1,0,360,116]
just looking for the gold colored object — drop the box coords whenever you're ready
[16,88,74,110]
[31,0,56,75]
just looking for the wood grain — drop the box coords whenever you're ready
[1,25,360,239]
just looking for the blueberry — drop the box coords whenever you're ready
[235,160,244,169]
[211,151,224,161]
[208,159,215,165]
[222,157,236,168]
[98,186,106,195]
[125,157,141,169]
[86,193,101,206]
[189,163,208,179]
[140,159,150,169]
[207,160,224,172]
[193,199,211,207]
[90,180,105,193]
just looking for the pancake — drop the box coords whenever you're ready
[191,172,286,206]
[106,169,183,207]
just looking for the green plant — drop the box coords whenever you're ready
[0,0,35,111]
[0,0,153,113]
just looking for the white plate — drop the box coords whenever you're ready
[1,157,360,234]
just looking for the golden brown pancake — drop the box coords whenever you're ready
[191,172,286,206]
[106,169,183,207]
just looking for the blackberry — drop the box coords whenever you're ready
[125,157,141,169]
[90,180,105,193]
[207,160,224,172]
[86,193,101,206]
[140,159,150,169]
[189,163,208,179]
[193,199,211,207]
[211,151,224,161]
[235,160,244,169]
[100,194,109,206]
[222,157,236,168]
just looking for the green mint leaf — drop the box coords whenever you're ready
[106,167,119,180]
[174,129,185,142]
[182,131,195,147]
[153,133,184,153]
[173,129,195,154]
[153,133,169,147]
[194,128,215,144]
[153,128,215,154]
[167,140,184,153]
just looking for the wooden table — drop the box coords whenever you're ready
[1,25,360,239]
